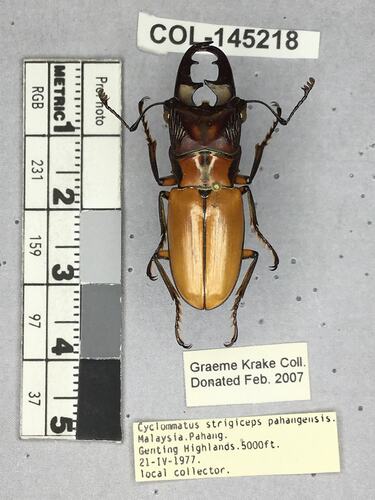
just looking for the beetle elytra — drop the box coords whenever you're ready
[98,42,315,348]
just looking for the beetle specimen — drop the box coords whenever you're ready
[98,42,314,348]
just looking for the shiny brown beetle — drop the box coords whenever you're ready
[98,42,315,348]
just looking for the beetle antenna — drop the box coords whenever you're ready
[281,77,315,124]
[97,88,131,130]
[97,88,166,132]
[245,99,287,124]
[245,77,315,126]
[129,101,168,131]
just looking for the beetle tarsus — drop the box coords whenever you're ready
[241,187,279,271]
[151,250,192,348]
[175,299,192,349]
[268,249,279,271]
[176,336,192,350]
[269,261,279,272]
[225,305,239,347]
[225,250,259,347]
[146,259,158,281]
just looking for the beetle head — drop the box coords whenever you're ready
[174,42,236,107]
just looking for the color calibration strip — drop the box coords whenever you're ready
[21,60,122,440]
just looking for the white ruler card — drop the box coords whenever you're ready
[21,60,122,439]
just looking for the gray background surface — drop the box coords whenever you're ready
[1,0,374,498]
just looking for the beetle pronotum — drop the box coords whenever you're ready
[99,42,315,348]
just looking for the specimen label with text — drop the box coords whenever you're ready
[137,12,320,59]
[183,343,310,407]
[133,412,340,482]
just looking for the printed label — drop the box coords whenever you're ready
[184,343,310,407]
[137,12,320,59]
[83,62,121,135]
[24,62,48,135]
[133,412,340,481]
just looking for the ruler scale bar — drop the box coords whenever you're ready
[21,60,123,440]
[45,63,50,435]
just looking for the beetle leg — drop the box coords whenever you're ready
[151,255,191,349]
[146,191,192,349]
[146,191,169,281]
[225,250,258,347]
[138,98,178,187]
[247,103,281,184]
[241,186,279,271]
[234,175,250,185]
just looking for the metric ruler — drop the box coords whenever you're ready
[21,60,122,440]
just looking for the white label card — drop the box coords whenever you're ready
[137,12,320,59]
[22,60,122,439]
[183,342,310,407]
[133,412,340,482]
